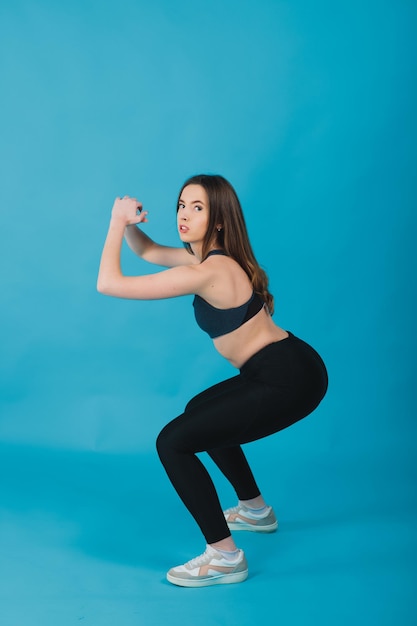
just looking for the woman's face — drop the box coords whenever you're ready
[177,184,210,248]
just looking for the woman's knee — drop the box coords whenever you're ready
[156,419,184,460]
[156,423,171,459]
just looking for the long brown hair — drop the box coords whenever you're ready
[177,174,274,314]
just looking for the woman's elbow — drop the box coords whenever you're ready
[97,276,129,298]
[97,277,112,295]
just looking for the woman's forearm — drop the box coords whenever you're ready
[97,218,127,293]
[124,224,155,257]
[125,223,194,268]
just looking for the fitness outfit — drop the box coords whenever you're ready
[193,250,264,338]
[156,251,328,544]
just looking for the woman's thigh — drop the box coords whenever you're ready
[159,375,288,453]
[184,374,242,412]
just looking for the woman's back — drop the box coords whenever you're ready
[194,252,288,368]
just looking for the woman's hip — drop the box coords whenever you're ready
[240,332,328,399]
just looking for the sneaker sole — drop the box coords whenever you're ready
[167,569,248,588]
[227,520,278,533]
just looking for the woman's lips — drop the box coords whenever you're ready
[179,225,189,233]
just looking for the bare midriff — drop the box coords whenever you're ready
[213,307,289,369]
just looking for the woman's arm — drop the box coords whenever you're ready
[97,197,208,299]
[124,224,197,267]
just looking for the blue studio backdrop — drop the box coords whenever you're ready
[0,1,415,625]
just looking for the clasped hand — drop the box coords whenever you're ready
[111,195,148,225]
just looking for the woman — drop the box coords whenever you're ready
[97,174,328,587]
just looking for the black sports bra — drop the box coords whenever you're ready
[193,250,264,338]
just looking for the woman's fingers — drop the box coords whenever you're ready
[112,196,145,223]
[135,210,148,223]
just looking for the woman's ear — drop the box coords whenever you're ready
[216,224,223,232]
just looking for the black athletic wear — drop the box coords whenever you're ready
[193,291,264,338]
[192,250,264,338]
[156,333,328,544]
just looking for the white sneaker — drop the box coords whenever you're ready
[167,545,248,587]
[224,503,278,532]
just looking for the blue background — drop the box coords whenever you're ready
[0,1,415,624]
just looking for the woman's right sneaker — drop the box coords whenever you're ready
[167,545,248,587]
[224,503,278,532]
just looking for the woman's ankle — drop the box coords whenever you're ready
[210,537,238,552]
[241,495,267,509]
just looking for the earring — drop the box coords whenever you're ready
[217,227,222,232]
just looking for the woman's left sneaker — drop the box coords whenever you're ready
[224,503,278,532]
[167,545,248,587]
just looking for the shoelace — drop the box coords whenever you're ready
[185,548,216,569]
[223,505,240,517]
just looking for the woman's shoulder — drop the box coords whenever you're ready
[196,252,253,306]
[199,251,246,279]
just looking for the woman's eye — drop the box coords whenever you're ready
[194,205,203,212]
[178,203,185,210]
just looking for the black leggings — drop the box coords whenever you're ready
[156,333,328,544]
